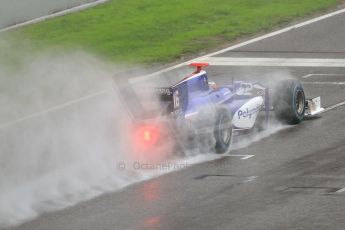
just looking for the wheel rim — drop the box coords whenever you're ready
[295,89,305,115]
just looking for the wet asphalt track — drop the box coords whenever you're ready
[5,8,345,230]
[0,0,99,29]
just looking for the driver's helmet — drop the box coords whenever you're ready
[208,80,218,90]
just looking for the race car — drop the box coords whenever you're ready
[128,63,324,154]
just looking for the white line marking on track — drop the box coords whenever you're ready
[193,57,345,67]
[302,74,316,79]
[302,81,345,85]
[225,155,255,160]
[335,188,345,193]
[243,176,258,183]
[322,100,345,113]
[0,89,111,130]
[302,73,345,79]
[0,0,109,33]
[129,8,345,83]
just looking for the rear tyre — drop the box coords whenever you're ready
[214,109,233,154]
[273,79,305,124]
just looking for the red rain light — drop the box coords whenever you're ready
[134,124,160,150]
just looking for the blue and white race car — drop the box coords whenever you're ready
[129,63,323,154]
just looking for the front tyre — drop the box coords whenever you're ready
[273,79,305,124]
[214,109,233,154]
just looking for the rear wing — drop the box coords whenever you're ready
[155,63,210,114]
[155,87,173,102]
[155,85,188,114]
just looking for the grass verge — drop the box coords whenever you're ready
[7,0,342,64]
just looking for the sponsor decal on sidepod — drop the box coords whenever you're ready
[233,97,264,129]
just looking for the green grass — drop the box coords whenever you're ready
[9,0,340,64]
